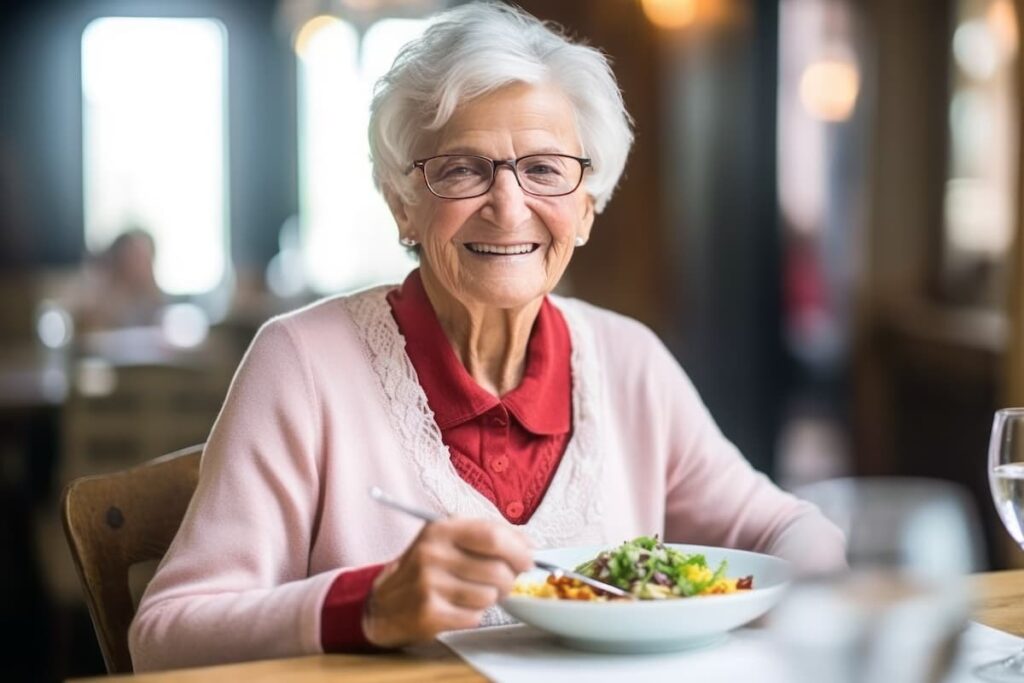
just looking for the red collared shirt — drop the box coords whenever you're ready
[388,269,573,523]
[321,269,573,651]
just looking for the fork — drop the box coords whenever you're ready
[368,486,636,600]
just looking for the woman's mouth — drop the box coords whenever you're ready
[464,242,540,256]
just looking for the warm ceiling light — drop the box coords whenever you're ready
[799,58,860,122]
[987,0,1018,58]
[641,0,699,30]
[294,15,341,59]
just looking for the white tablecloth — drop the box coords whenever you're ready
[439,621,1023,683]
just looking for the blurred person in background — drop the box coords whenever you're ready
[129,3,846,671]
[70,228,165,331]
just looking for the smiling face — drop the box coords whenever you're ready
[386,82,595,312]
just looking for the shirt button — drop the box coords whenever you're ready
[490,455,509,473]
[505,501,524,519]
[489,414,507,427]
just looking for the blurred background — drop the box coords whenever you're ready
[0,0,1022,678]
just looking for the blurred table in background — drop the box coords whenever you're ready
[0,343,66,501]
[0,326,240,492]
[0,270,273,680]
[0,346,67,409]
[0,326,242,668]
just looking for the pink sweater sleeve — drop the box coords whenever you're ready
[653,339,847,575]
[129,319,351,671]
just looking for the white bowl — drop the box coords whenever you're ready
[501,544,791,654]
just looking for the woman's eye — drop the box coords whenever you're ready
[524,163,559,175]
[441,165,483,179]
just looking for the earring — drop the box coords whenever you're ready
[574,236,587,247]
[399,236,418,247]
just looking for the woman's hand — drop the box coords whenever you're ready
[362,518,534,647]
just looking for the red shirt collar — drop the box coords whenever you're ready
[386,269,571,436]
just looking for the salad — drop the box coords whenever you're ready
[513,535,754,601]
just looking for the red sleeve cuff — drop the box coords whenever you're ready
[320,563,389,653]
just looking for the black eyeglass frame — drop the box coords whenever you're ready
[407,153,593,199]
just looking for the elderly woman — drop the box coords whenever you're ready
[129,3,844,671]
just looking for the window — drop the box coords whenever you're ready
[941,0,1018,306]
[82,17,229,296]
[296,16,427,293]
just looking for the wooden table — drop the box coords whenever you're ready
[73,570,1024,682]
[972,569,1024,636]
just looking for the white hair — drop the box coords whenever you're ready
[368,2,634,214]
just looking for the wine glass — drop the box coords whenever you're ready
[978,407,1024,681]
[771,476,983,683]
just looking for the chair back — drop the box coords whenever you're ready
[61,443,203,674]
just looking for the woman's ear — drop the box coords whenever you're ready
[576,194,596,244]
[383,184,413,236]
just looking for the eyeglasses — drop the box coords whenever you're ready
[408,153,592,200]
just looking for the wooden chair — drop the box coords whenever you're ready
[61,443,203,674]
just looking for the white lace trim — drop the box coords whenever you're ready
[341,286,605,550]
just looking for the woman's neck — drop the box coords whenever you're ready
[419,269,542,397]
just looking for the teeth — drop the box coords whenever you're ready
[466,243,535,255]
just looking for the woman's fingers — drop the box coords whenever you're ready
[414,521,526,597]
[364,570,484,645]
[446,550,518,598]
[363,518,534,647]
[442,518,535,574]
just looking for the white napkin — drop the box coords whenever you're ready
[438,621,1024,683]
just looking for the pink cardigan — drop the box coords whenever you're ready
[129,286,845,671]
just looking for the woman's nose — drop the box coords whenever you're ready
[483,164,532,226]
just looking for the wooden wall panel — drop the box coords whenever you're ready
[1010,0,1024,409]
